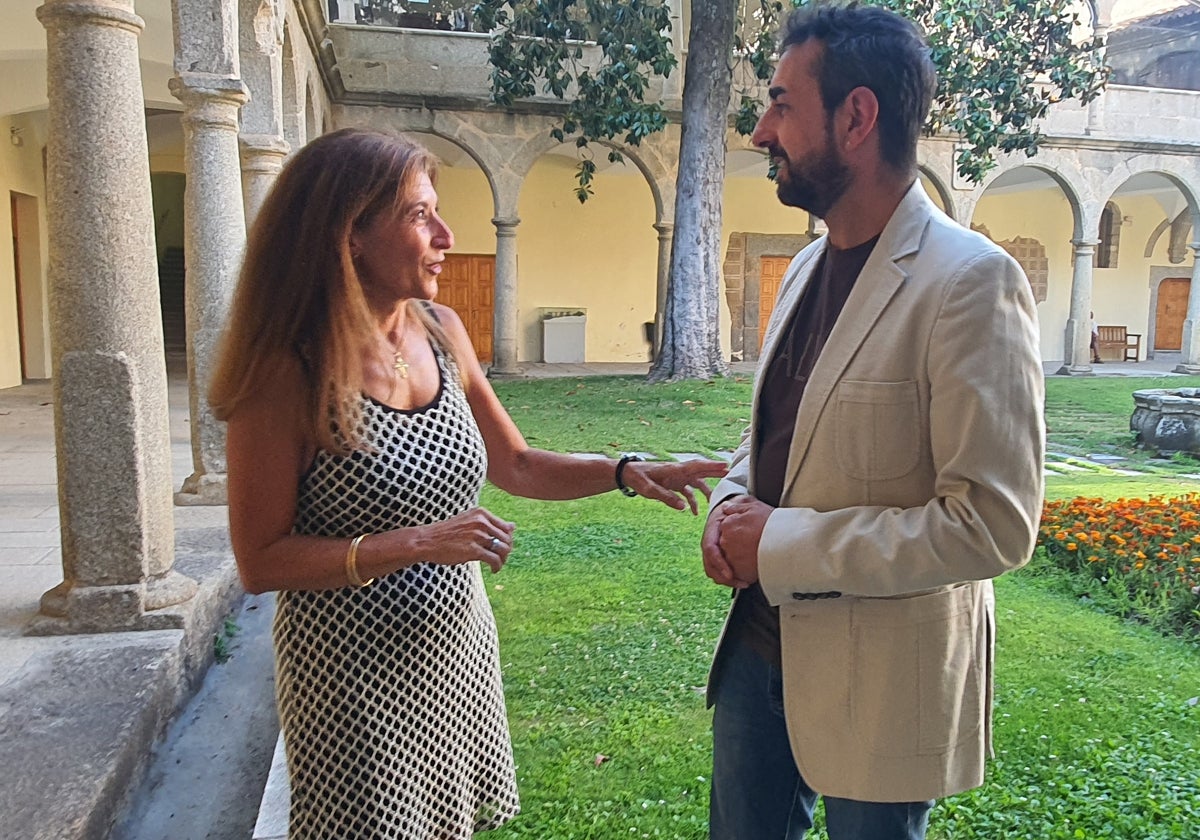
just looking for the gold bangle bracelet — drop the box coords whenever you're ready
[345,534,374,588]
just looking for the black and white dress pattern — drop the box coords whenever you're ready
[274,347,519,839]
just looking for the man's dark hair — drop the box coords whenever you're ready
[781,2,937,172]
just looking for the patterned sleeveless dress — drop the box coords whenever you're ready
[273,347,519,839]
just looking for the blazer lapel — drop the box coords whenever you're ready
[778,182,935,501]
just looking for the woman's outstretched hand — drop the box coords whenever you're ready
[622,459,728,514]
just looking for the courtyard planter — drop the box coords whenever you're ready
[1130,387,1200,455]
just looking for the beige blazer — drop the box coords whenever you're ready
[708,182,1045,803]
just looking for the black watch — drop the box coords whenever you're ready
[615,453,643,497]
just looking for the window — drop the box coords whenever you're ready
[1096,201,1121,269]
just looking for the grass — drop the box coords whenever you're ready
[478,373,1200,839]
[493,375,754,456]
[1044,375,1200,474]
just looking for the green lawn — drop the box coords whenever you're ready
[480,374,1200,839]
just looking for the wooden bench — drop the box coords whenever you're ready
[1096,325,1141,362]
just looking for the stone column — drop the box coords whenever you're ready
[1175,242,1200,374]
[171,0,249,505]
[240,135,289,225]
[32,0,196,634]
[1086,24,1108,135]
[653,221,674,356]
[1057,239,1098,375]
[491,217,521,375]
[239,0,289,226]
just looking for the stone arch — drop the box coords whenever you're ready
[504,128,678,224]
[974,161,1086,239]
[1145,212,1196,264]
[592,139,669,223]
[1097,163,1200,245]
[917,164,954,219]
[515,136,665,362]
[405,130,500,220]
[334,106,504,218]
[972,162,1087,361]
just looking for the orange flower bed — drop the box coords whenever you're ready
[1038,494,1200,635]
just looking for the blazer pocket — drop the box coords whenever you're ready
[850,587,983,757]
[835,380,921,481]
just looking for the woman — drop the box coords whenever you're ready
[209,128,726,839]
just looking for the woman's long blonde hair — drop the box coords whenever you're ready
[209,128,459,454]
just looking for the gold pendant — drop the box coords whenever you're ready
[393,352,409,379]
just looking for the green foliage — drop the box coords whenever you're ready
[914,0,1107,183]
[473,0,677,201]
[738,0,1109,184]
[476,0,1106,193]
[213,616,241,664]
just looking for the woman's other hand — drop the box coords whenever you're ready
[623,459,728,514]
[410,507,515,573]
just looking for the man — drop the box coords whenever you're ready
[701,4,1045,840]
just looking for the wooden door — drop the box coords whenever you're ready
[439,253,495,362]
[759,256,792,350]
[1155,278,1190,351]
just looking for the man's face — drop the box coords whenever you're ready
[750,40,851,219]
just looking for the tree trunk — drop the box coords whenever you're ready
[648,0,738,382]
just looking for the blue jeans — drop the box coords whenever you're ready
[710,632,934,840]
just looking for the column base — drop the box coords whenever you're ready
[1174,363,1200,375]
[486,363,526,379]
[146,568,201,610]
[175,471,228,506]
[1055,363,1096,376]
[27,574,197,636]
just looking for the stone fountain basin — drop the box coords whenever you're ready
[1130,387,1200,455]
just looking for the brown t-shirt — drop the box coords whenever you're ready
[728,235,879,666]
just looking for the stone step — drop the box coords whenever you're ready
[252,734,288,840]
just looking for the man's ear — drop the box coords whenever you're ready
[840,86,880,153]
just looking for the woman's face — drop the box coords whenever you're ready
[351,171,454,303]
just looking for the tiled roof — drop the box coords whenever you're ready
[1112,0,1200,29]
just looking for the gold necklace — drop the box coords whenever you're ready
[392,348,409,379]
[384,318,409,394]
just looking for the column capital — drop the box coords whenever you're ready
[240,133,290,157]
[170,73,248,131]
[1189,241,1200,255]
[169,72,249,105]
[37,0,143,34]
[653,221,674,235]
[1071,238,1099,253]
[492,217,520,232]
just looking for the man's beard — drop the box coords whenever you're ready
[771,131,851,219]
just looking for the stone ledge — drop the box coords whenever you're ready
[0,529,241,840]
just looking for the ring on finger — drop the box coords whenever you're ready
[490,536,502,550]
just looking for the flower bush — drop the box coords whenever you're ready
[1038,494,1200,636]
